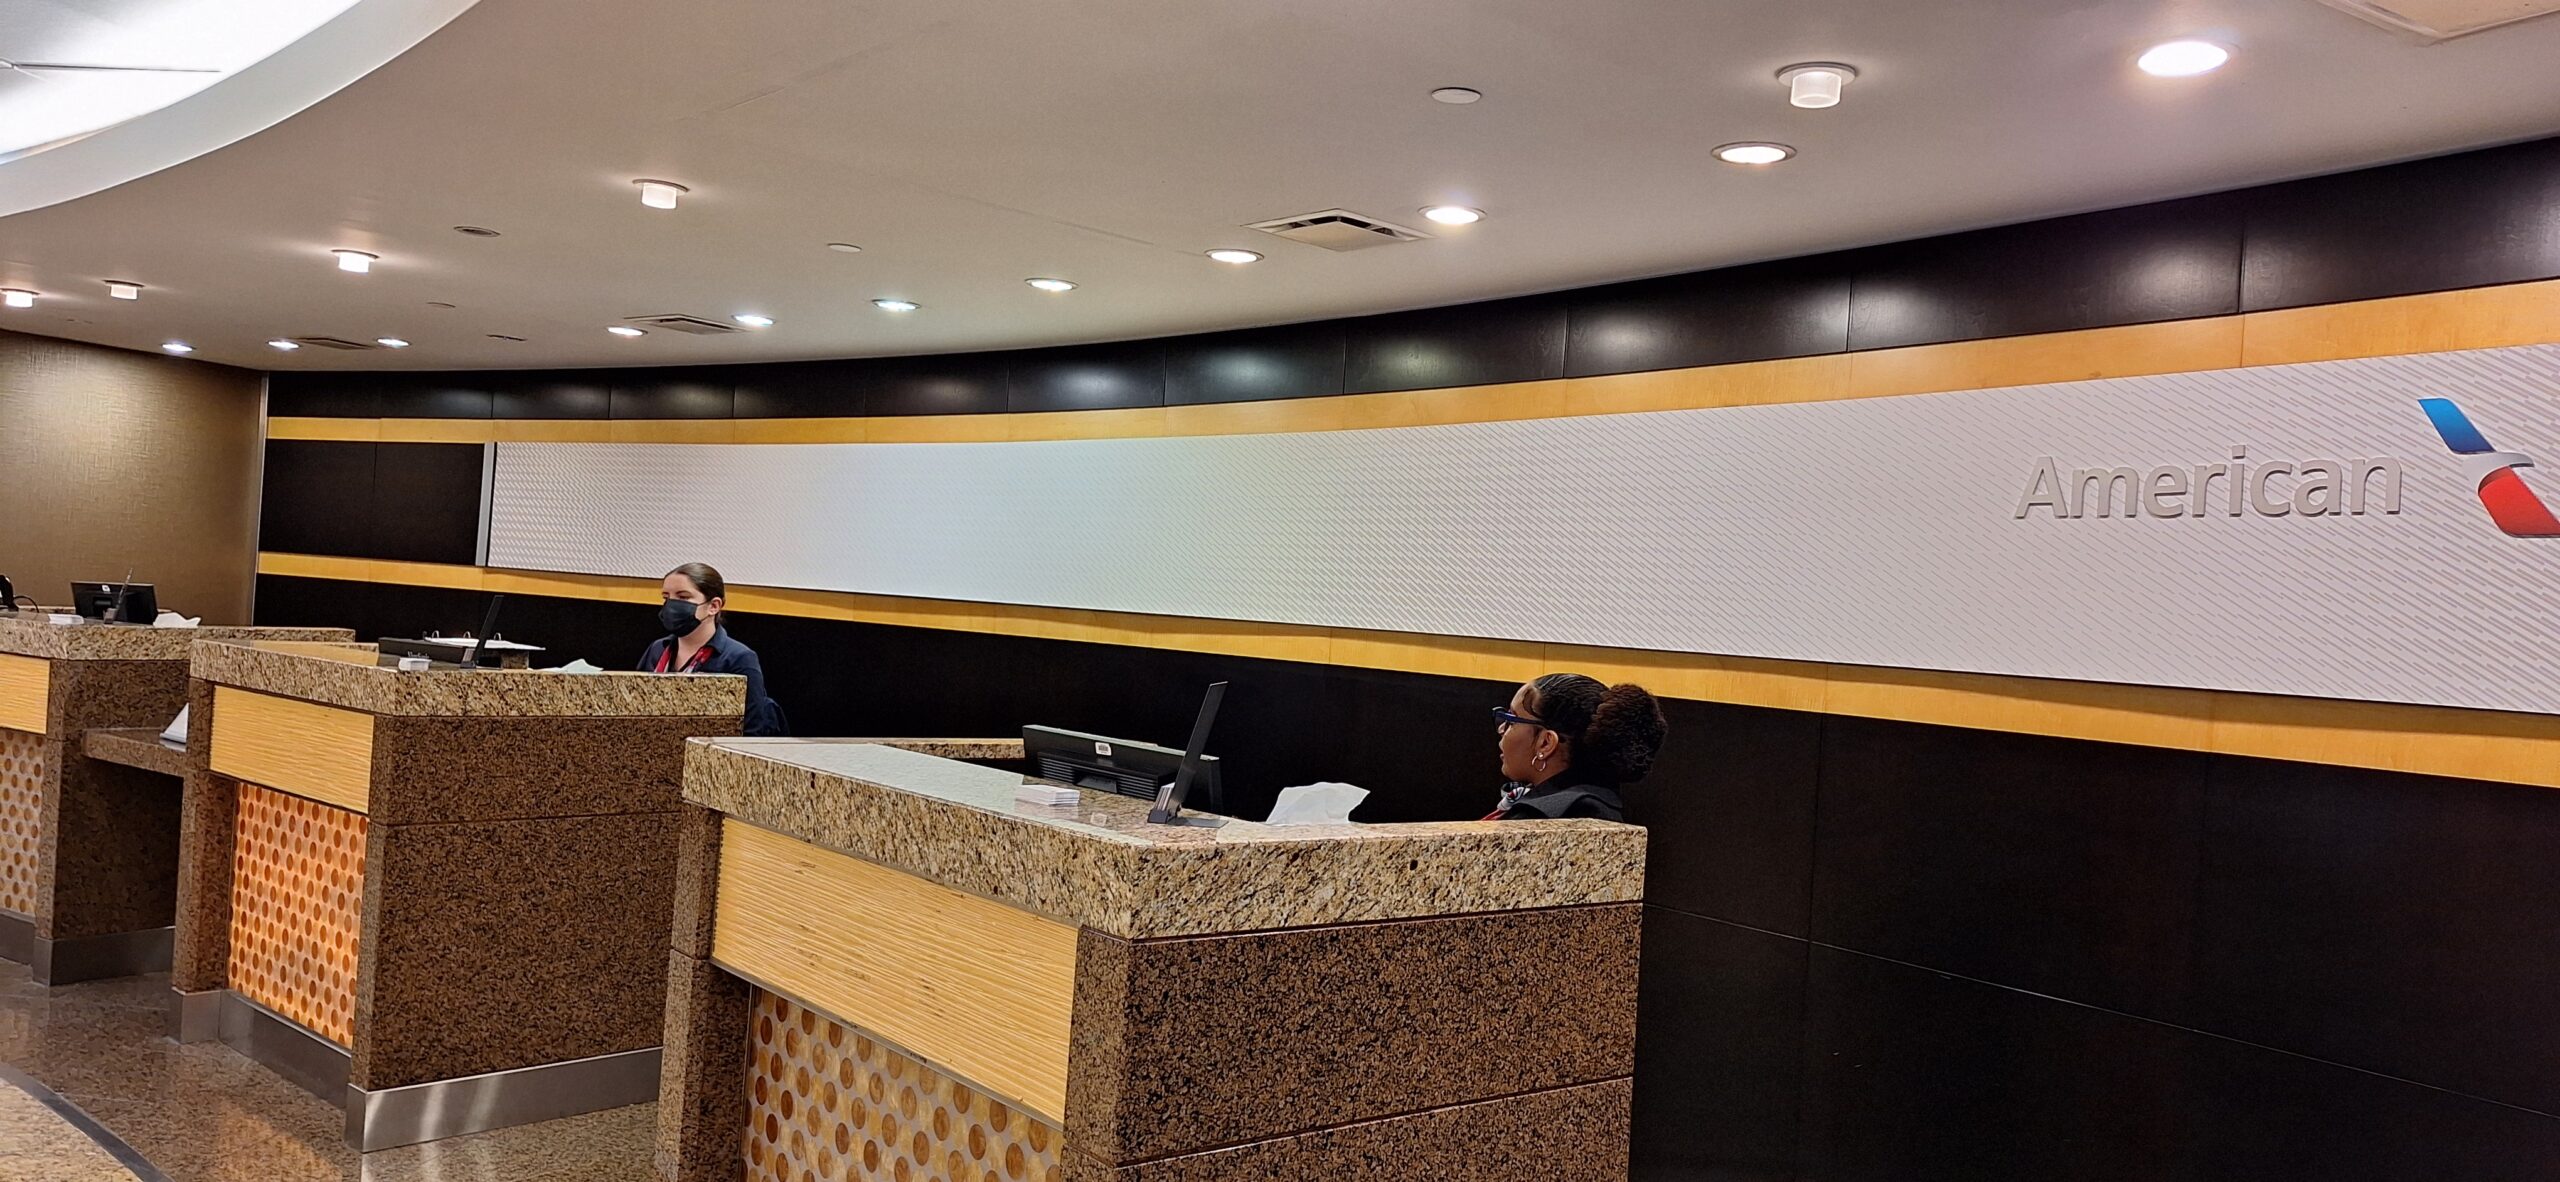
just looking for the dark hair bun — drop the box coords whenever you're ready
[1584,683,1668,783]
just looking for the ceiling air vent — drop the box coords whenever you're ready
[290,336,375,350]
[2316,0,2560,40]
[624,314,741,335]
[1243,209,1432,253]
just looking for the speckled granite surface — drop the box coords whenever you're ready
[685,739,1645,939]
[0,617,351,661]
[653,950,753,1182]
[367,715,735,824]
[81,729,187,779]
[1063,1078,1632,1182]
[352,810,678,1090]
[192,640,743,718]
[1066,903,1640,1163]
[169,681,231,995]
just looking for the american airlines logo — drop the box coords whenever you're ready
[2419,399,2560,538]
[2014,450,2404,520]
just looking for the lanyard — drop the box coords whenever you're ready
[656,642,713,674]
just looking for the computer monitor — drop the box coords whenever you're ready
[1023,684,1229,820]
[71,581,156,623]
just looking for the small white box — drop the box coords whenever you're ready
[1014,782,1079,807]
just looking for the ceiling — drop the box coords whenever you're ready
[4,0,2560,371]
[0,0,362,159]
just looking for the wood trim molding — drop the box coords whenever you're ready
[711,820,1078,1121]
[208,686,375,813]
[0,654,48,736]
[263,278,2560,447]
[256,552,2560,789]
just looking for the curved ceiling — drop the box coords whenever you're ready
[5,0,2560,371]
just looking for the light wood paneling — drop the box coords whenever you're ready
[209,687,374,813]
[0,654,47,736]
[2239,277,2560,366]
[1845,317,2247,401]
[711,820,1078,1121]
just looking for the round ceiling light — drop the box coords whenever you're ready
[269,339,300,351]
[333,249,377,273]
[2,289,36,308]
[872,298,920,312]
[607,325,647,337]
[733,313,775,328]
[377,337,411,348]
[1777,62,1857,109]
[1206,248,1263,264]
[826,242,863,254]
[633,179,689,209]
[1430,87,1482,104]
[105,280,143,300]
[1421,205,1484,226]
[2137,40,2229,77]
[161,341,193,354]
[1025,278,1077,293]
[1714,141,1796,166]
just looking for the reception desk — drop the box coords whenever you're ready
[0,614,353,983]
[171,639,746,1151]
[657,738,1647,1182]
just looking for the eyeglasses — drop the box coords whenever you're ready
[1492,706,1546,731]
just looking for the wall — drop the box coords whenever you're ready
[253,134,2560,1180]
[0,329,264,622]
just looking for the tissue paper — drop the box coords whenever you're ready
[1265,782,1369,825]
[152,611,202,628]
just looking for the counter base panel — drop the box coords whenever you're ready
[0,910,28,965]
[0,726,43,916]
[226,781,366,1046]
[217,988,353,1103]
[29,924,171,985]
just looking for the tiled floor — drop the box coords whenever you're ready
[0,963,657,1181]
[0,1075,142,1182]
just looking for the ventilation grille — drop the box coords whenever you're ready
[2317,0,2560,40]
[290,336,375,351]
[1244,209,1431,252]
[624,314,741,335]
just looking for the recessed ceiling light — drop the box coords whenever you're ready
[1430,87,1482,104]
[105,280,143,300]
[1,289,35,308]
[333,250,376,273]
[1025,278,1077,293]
[269,339,300,351]
[872,298,920,312]
[732,313,775,328]
[826,242,863,254]
[161,341,193,354]
[1713,141,1795,165]
[2138,39,2229,77]
[607,325,647,337]
[633,179,688,209]
[1206,248,1262,264]
[1421,205,1484,226]
[376,337,411,348]
[1777,62,1857,109]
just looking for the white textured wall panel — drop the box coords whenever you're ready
[490,344,2560,714]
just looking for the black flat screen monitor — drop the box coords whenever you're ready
[71,581,156,623]
[1023,686,1228,820]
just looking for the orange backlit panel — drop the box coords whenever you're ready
[0,726,43,917]
[227,781,366,1046]
[745,989,1064,1182]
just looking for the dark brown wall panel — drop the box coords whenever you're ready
[1006,340,1167,412]
[1567,258,1853,377]
[0,330,264,622]
[611,368,735,419]
[1163,320,1348,405]
[368,442,485,564]
[259,440,378,559]
[487,370,611,419]
[1344,296,1569,394]
[2241,136,2560,312]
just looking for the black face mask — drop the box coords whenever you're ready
[658,599,704,637]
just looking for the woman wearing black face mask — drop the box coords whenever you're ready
[641,562,785,736]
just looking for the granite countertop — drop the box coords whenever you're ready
[82,727,190,777]
[0,616,354,661]
[686,738,1647,939]
[191,638,747,718]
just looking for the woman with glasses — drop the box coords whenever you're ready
[1486,673,1667,822]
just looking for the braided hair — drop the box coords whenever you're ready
[1526,673,1668,785]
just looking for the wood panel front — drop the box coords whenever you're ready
[710,820,1079,1121]
[0,654,48,736]
[208,687,374,814]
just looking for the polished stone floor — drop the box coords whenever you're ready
[0,963,655,1181]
